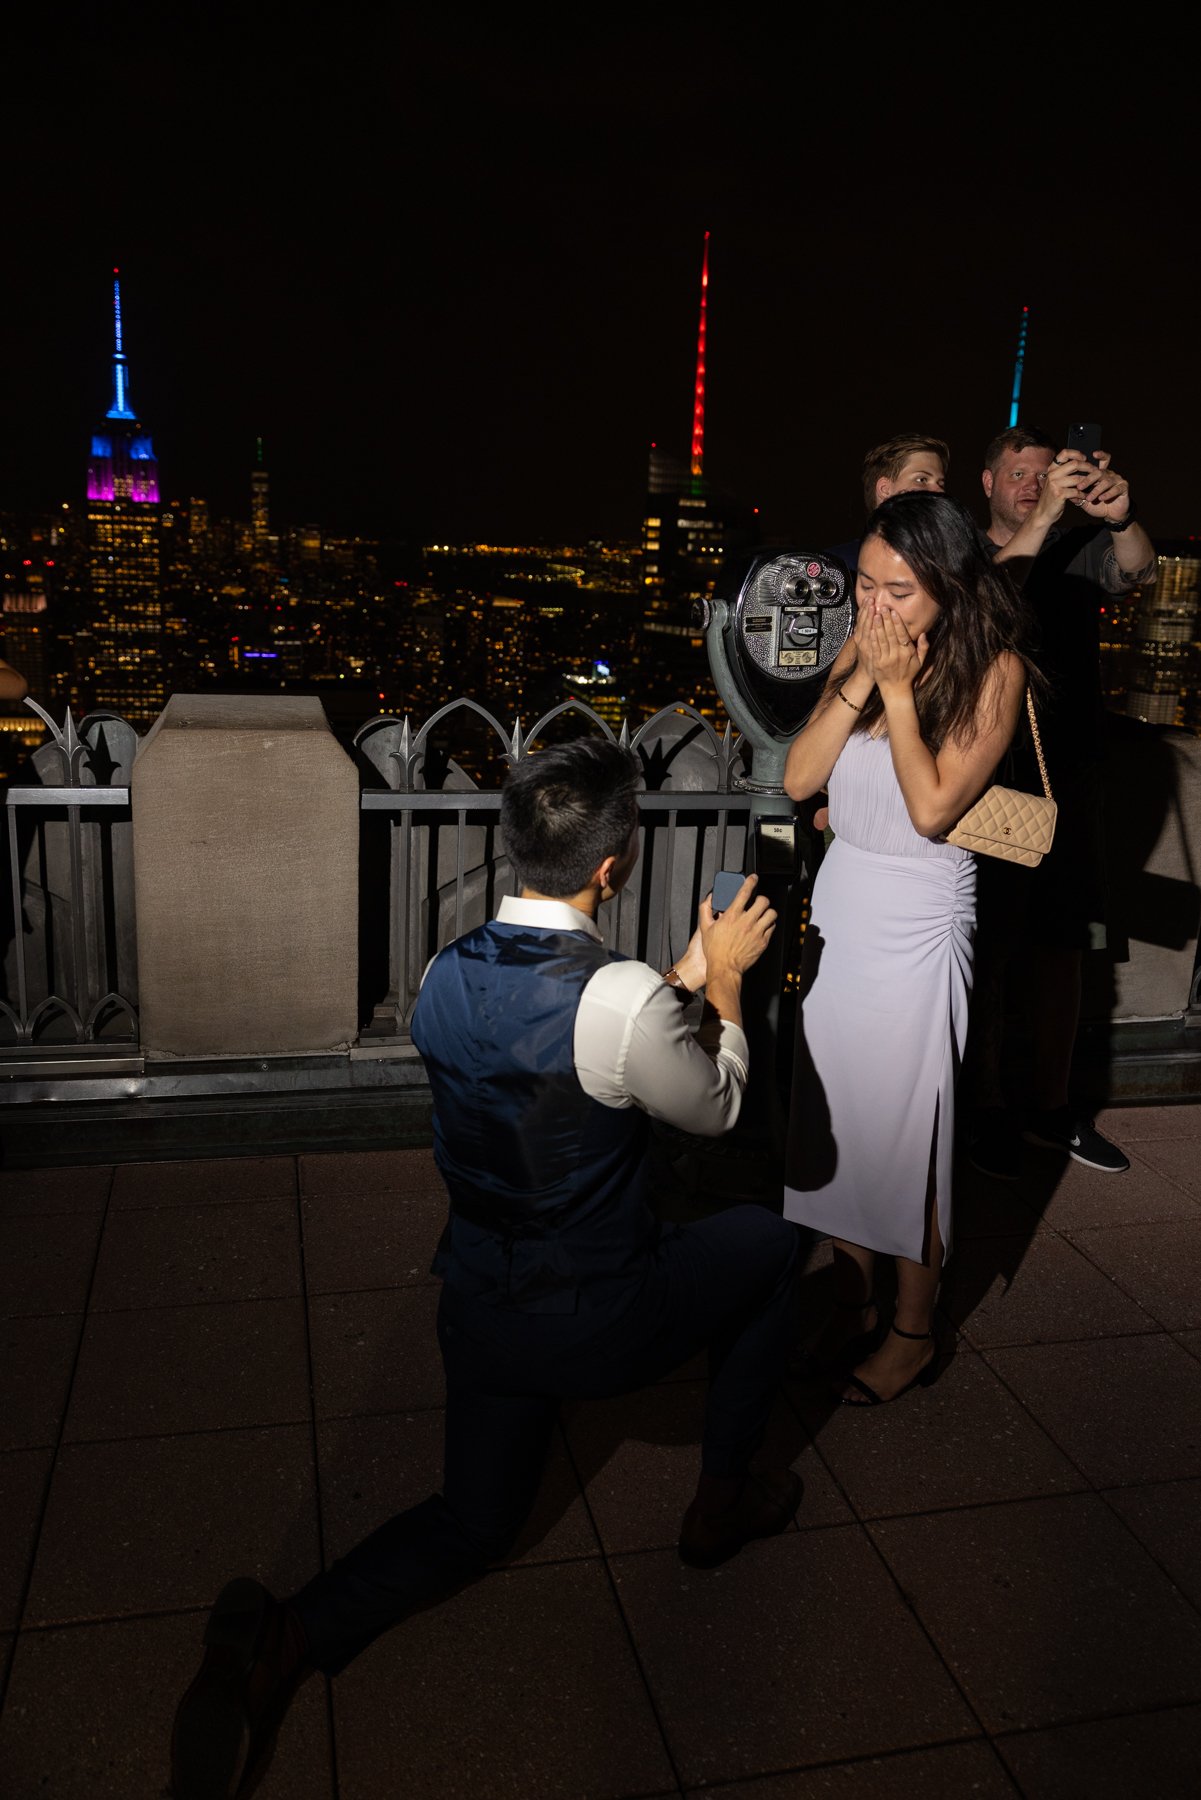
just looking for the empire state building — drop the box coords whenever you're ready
[83,271,163,725]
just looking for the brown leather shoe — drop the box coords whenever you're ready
[678,1468,802,1569]
[170,1578,311,1799]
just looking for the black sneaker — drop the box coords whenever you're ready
[965,1108,1021,1182]
[1022,1109,1130,1173]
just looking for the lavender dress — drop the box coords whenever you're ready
[783,728,976,1263]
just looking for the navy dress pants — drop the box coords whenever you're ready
[292,1204,798,1673]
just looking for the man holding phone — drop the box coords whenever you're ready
[172,738,798,1800]
[964,424,1157,1177]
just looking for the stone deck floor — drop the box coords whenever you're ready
[2,1107,1201,1798]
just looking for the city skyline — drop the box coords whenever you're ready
[4,20,1197,547]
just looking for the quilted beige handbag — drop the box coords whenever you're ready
[945,689,1056,867]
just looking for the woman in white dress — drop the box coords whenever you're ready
[783,492,1030,1405]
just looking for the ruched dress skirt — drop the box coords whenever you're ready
[783,729,976,1264]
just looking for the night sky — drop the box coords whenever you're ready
[7,16,1198,547]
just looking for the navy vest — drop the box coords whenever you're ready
[411,922,659,1314]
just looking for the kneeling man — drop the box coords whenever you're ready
[172,736,800,1799]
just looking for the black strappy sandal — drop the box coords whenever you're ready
[838,1322,943,1407]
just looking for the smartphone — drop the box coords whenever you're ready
[710,871,745,916]
[1066,422,1103,467]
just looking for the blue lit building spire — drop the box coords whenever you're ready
[1008,304,1029,428]
[106,268,136,421]
[88,268,158,504]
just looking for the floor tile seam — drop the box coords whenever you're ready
[675,1731,1005,1794]
[1120,1130,1201,1143]
[0,1306,91,1324]
[965,1202,1201,1238]
[0,1205,111,1221]
[851,1476,1098,1528]
[74,1290,312,1321]
[29,1416,319,1453]
[60,1412,312,1448]
[1126,1151,1201,1197]
[862,1487,1137,1542]
[101,1195,300,1217]
[986,1693,1201,1747]
[295,1178,343,1800]
[305,1278,440,1299]
[1,1164,115,1718]
[1060,1210,1201,1247]
[308,1279,444,1303]
[108,1190,301,1212]
[777,1385,870,1522]
[959,1320,1166,1351]
[604,1517,867,1569]
[856,1513,994,1742]
[11,1600,218,1636]
[298,1180,448,1195]
[1093,1486,1201,1628]
[971,1349,1134,1496]
[558,1418,686,1796]
[778,1374,898,1518]
[298,1183,447,1201]
[1035,1230,1194,1333]
[1096,1472,1201,1496]
[314,1400,447,1426]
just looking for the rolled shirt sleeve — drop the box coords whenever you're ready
[574,959,749,1137]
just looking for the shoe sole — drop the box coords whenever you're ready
[1022,1131,1129,1172]
[171,1579,270,1800]
[678,1471,803,1569]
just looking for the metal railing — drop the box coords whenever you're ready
[354,697,749,1038]
[1,695,751,1069]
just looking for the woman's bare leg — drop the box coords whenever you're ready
[838,1207,943,1404]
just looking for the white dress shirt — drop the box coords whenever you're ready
[495,895,749,1137]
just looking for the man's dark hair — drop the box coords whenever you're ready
[501,736,641,897]
[982,423,1056,474]
[861,433,949,511]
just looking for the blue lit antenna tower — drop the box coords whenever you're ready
[84,268,164,724]
[1008,304,1030,427]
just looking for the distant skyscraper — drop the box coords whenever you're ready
[251,436,270,562]
[639,233,758,706]
[1119,546,1201,728]
[84,270,163,724]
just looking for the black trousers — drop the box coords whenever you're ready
[292,1204,799,1673]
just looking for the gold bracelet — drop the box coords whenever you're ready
[838,689,862,713]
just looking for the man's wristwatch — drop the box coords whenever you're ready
[662,967,695,1001]
[1107,498,1137,532]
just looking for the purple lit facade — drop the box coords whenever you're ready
[87,431,160,504]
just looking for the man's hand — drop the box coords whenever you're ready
[1029,452,1091,526]
[700,874,777,979]
[1069,449,1133,526]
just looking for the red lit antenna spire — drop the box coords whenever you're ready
[690,231,710,481]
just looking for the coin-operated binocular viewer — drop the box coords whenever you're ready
[692,550,854,1174]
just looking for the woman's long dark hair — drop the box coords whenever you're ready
[834,491,1037,750]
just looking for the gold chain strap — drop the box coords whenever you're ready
[1025,688,1053,802]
